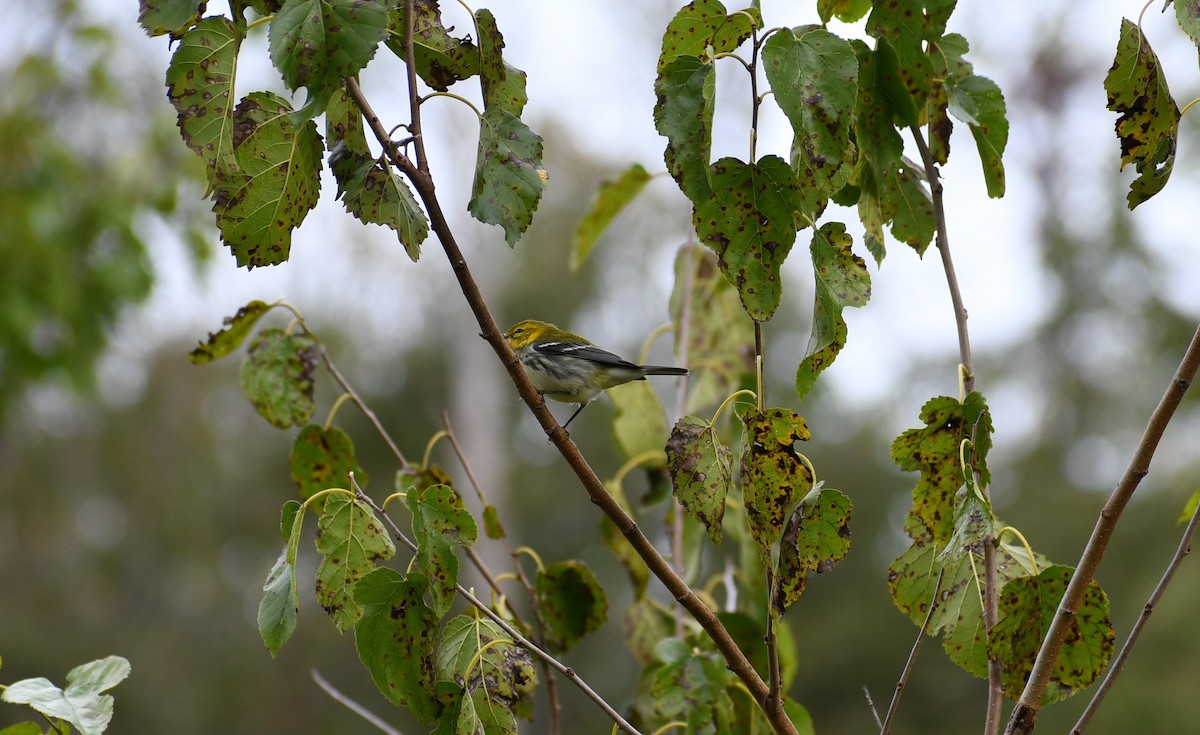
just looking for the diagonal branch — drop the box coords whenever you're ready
[1004,323,1200,735]
[1070,489,1200,733]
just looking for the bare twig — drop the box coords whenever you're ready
[343,60,797,735]
[321,351,408,466]
[352,480,644,735]
[311,668,402,735]
[908,124,1002,735]
[1071,493,1200,733]
[1004,324,1200,735]
[864,686,883,731]
[881,569,945,735]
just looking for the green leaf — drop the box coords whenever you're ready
[1,656,131,735]
[290,424,368,501]
[865,0,956,109]
[740,406,814,570]
[989,566,1114,704]
[887,535,1049,679]
[624,597,674,666]
[570,163,652,272]
[1176,0,1200,54]
[762,25,858,211]
[666,416,732,543]
[796,222,869,400]
[536,561,609,652]
[139,0,204,37]
[0,723,43,735]
[655,55,716,203]
[693,155,803,322]
[468,108,547,246]
[1105,18,1180,208]
[817,0,872,24]
[658,0,758,71]
[482,503,505,540]
[189,300,272,364]
[259,500,305,656]
[476,9,527,116]
[213,91,323,268]
[354,568,442,722]
[669,245,755,412]
[437,616,537,720]
[386,0,481,91]
[258,547,297,656]
[927,33,973,165]
[165,16,242,181]
[269,0,391,98]
[239,328,320,429]
[890,392,991,543]
[773,485,853,614]
[407,483,477,618]
[315,492,395,630]
[649,640,736,733]
[610,379,670,464]
[1179,488,1200,525]
[939,483,998,562]
[888,159,936,252]
[330,148,429,260]
[947,73,1007,197]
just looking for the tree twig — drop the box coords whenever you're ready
[1070,492,1200,733]
[1004,323,1200,735]
[908,123,1002,734]
[441,409,562,735]
[881,569,944,735]
[311,668,402,735]
[352,479,644,735]
[321,351,408,467]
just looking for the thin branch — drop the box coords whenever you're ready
[342,70,797,735]
[440,410,562,735]
[321,351,408,467]
[1004,323,1200,735]
[881,569,944,735]
[908,124,1002,735]
[353,482,644,735]
[863,686,883,732]
[311,668,402,735]
[1071,493,1200,733]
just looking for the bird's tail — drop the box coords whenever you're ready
[641,366,688,376]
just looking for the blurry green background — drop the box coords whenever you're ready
[2,1,1199,733]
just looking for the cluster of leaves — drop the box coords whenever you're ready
[190,301,612,734]
[886,392,1114,702]
[143,0,546,267]
[0,655,131,735]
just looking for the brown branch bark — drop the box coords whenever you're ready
[1004,323,1200,735]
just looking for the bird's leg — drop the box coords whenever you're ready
[561,403,588,430]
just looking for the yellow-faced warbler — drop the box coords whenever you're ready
[503,320,688,429]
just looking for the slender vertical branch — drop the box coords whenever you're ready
[1071,492,1200,733]
[908,124,1002,735]
[1005,323,1200,735]
[311,669,403,735]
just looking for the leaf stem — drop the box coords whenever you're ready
[1004,323,1200,735]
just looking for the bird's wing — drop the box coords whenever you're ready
[533,341,641,370]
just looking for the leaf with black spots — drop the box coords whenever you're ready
[740,406,813,570]
[239,328,320,429]
[189,300,271,364]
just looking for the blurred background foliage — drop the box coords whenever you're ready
[2,1,1200,734]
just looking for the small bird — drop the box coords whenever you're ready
[503,319,688,429]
